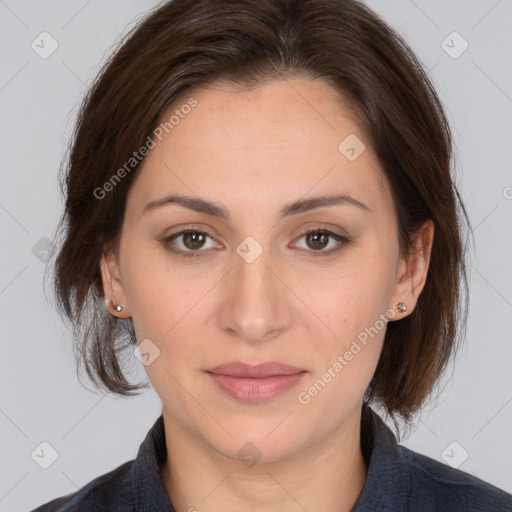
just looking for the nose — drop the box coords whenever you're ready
[218,246,291,344]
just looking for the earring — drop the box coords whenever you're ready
[395,301,407,313]
[108,300,123,313]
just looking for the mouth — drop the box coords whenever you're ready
[205,361,307,403]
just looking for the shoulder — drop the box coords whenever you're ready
[399,445,512,511]
[356,405,512,511]
[30,460,133,512]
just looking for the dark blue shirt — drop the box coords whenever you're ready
[31,405,512,511]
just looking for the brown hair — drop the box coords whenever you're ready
[48,0,471,428]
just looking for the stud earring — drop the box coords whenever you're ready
[109,300,123,313]
[395,301,407,313]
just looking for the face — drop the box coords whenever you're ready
[101,78,432,463]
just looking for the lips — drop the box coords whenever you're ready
[205,362,307,403]
[206,361,305,378]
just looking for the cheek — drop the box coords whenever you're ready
[123,265,167,338]
[306,251,395,383]
[120,236,189,336]
[299,296,387,416]
[123,252,215,376]
[314,252,394,332]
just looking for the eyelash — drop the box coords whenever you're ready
[159,226,353,259]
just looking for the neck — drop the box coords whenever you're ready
[161,405,368,512]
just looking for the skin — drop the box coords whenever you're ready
[101,78,434,512]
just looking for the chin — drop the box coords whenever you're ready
[203,423,309,465]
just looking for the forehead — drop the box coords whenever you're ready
[126,78,391,219]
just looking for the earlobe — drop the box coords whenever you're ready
[100,252,131,318]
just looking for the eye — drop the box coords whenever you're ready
[159,226,353,259]
[292,227,353,258]
[160,228,220,258]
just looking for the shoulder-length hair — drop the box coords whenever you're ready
[49,0,471,428]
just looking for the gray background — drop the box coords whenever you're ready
[0,1,511,510]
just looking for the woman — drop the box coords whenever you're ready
[33,0,512,510]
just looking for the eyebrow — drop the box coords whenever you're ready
[142,193,371,219]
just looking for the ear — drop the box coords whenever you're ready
[388,219,434,321]
[100,250,131,318]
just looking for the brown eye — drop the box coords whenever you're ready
[294,228,353,258]
[305,231,330,251]
[181,231,207,250]
[160,229,219,258]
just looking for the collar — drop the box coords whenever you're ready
[131,404,411,511]
[351,404,411,511]
[131,413,174,511]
